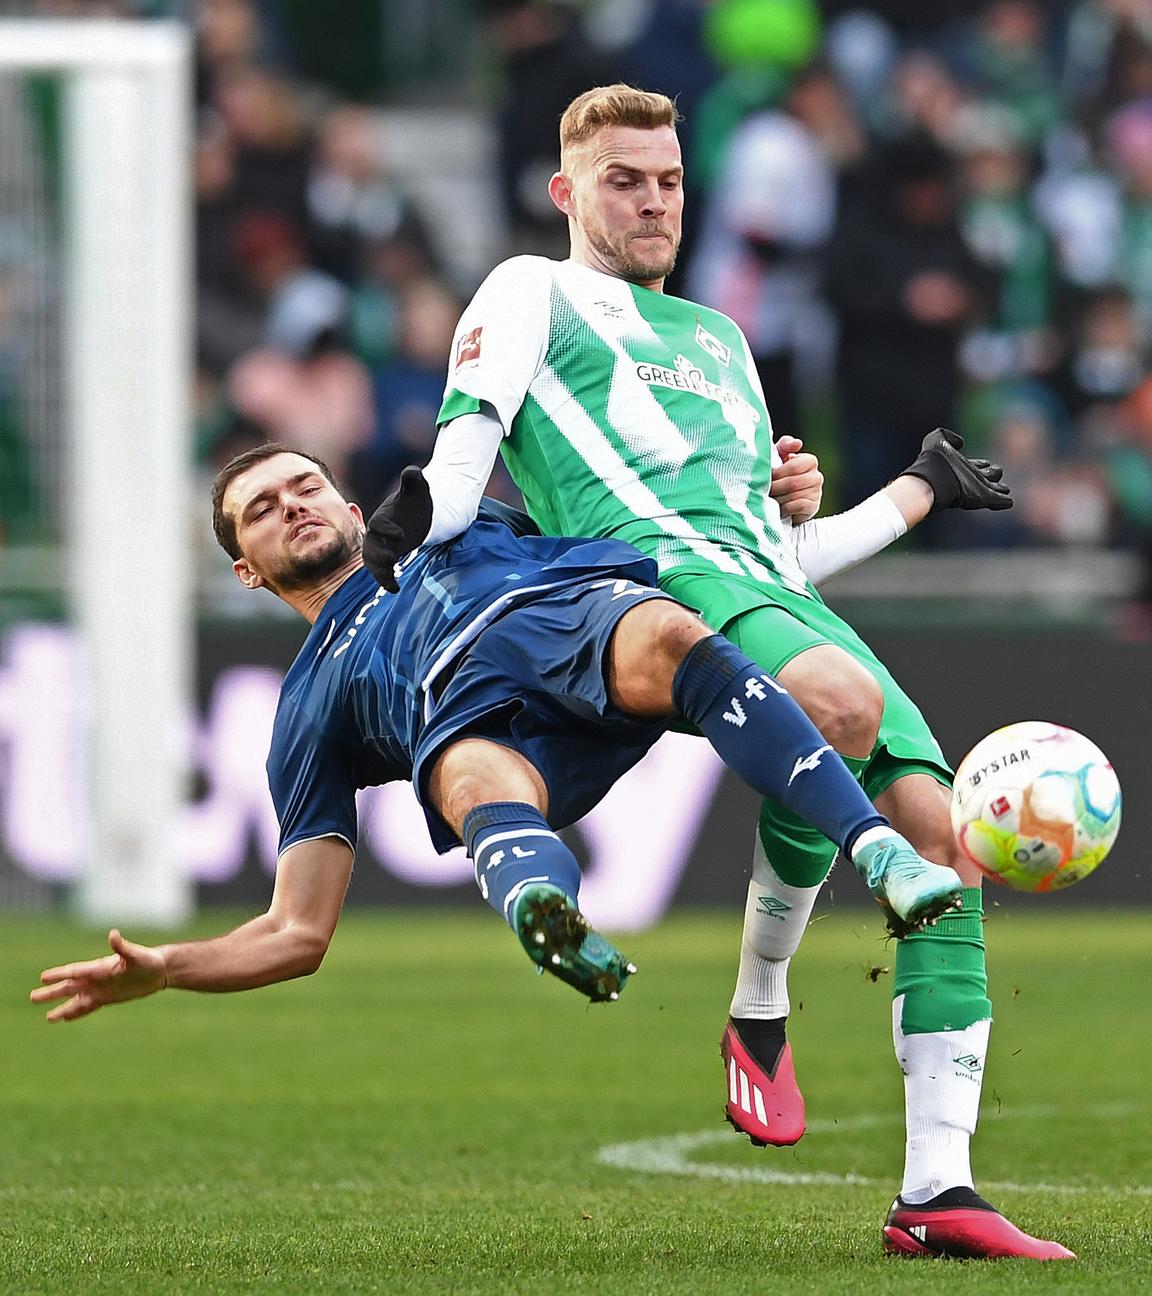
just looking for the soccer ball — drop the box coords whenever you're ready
[950,721,1121,892]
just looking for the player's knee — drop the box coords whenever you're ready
[652,605,713,670]
[811,669,883,758]
[610,601,710,714]
[428,739,548,836]
[777,646,884,759]
[878,778,977,878]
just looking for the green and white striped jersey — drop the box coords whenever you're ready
[438,256,814,597]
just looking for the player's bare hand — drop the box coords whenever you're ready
[771,437,824,522]
[31,929,167,1022]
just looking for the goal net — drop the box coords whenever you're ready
[0,20,193,923]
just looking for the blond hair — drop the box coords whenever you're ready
[559,84,679,160]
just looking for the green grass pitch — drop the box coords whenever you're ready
[3,906,1149,1294]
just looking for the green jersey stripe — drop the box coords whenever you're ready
[528,362,750,575]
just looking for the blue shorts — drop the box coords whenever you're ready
[412,578,674,851]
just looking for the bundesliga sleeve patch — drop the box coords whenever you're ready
[456,326,483,369]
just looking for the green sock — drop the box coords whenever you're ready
[894,887,992,1034]
[757,754,870,889]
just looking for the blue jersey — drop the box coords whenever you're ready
[266,507,658,858]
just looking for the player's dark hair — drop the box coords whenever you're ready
[560,85,680,155]
[211,442,341,560]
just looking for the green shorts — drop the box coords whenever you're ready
[662,570,952,886]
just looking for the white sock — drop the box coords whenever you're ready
[893,996,990,1204]
[728,832,825,1020]
[848,824,899,865]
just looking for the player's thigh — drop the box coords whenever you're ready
[725,606,884,758]
[426,737,549,838]
[414,584,667,845]
[713,598,827,677]
[607,597,712,715]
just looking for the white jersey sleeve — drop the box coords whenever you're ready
[441,255,552,434]
[787,492,908,585]
[422,409,505,544]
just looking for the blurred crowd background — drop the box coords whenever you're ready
[3,0,1152,623]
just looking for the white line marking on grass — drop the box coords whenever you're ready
[596,1105,1152,1197]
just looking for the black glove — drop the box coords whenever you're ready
[903,427,1013,513]
[362,466,433,592]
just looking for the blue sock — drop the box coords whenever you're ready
[672,635,889,857]
[462,802,582,927]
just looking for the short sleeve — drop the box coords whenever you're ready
[438,256,552,434]
[267,696,359,858]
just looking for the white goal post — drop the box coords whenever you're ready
[0,20,193,924]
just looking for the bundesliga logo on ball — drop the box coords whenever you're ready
[951,722,1122,892]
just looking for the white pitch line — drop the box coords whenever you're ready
[596,1105,1152,1197]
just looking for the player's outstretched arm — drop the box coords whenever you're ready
[786,428,1013,585]
[31,838,354,1022]
[362,407,506,591]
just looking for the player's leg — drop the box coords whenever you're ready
[875,773,990,1206]
[611,600,884,850]
[718,604,960,1004]
[609,601,961,922]
[425,736,635,1002]
[874,770,1073,1260]
[613,597,962,1144]
[706,609,959,1057]
[771,643,963,934]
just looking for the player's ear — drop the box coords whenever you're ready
[348,501,365,527]
[233,557,263,590]
[548,170,575,218]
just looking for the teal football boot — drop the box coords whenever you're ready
[511,883,636,1002]
[853,835,963,938]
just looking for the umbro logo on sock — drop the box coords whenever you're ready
[756,896,792,920]
[953,1054,983,1071]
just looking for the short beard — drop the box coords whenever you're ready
[588,224,678,284]
[265,520,364,594]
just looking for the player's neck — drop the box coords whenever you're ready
[568,246,665,293]
[285,557,365,624]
